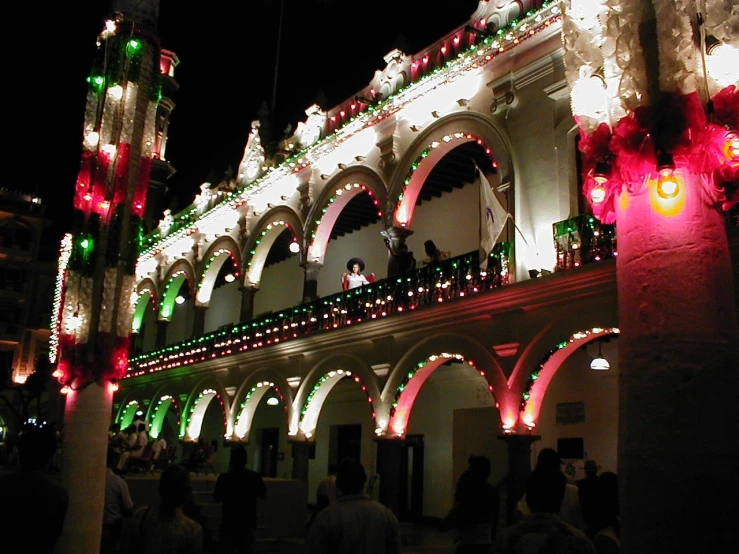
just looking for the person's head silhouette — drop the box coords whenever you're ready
[336,458,366,496]
[229,444,248,471]
[17,426,57,471]
[159,464,192,508]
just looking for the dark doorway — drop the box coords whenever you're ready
[258,427,279,477]
[329,424,361,468]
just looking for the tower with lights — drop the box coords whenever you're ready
[52,1,163,550]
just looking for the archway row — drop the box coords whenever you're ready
[133,113,512,324]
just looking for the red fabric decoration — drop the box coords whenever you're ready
[579,86,739,221]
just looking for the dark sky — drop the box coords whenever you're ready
[17,0,480,250]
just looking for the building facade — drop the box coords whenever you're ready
[98,0,738,525]
[0,189,58,447]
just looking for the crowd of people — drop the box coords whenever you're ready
[437,448,620,554]
[1,416,620,554]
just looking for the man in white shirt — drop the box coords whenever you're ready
[307,459,400,554]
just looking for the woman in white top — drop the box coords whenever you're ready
[342,258,371,290]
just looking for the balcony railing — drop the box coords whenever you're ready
[127,243,512,377]
[553,214,617,270]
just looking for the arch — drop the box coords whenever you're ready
[305,166,388,264]
[231,368,294,442]
[146,386,183,439]
[383,333,507,437]
[519,326,620,430]
[132,278,158,333]
[388,112,513,228]
[117,399,142,429]
[292,354,381,439]
[196,236,242,305]
[182,377,232,441]
[242,206,303,287]
[159,259,196,320]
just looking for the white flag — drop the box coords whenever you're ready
[479,168,511,270]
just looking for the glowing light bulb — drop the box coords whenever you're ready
[590,185,606,204]
[657,170,679,199]
[224,273,235,283]
[705,42,739,88]
[175,295,186,305]
[289,241,300,253]
[726,131,739,159]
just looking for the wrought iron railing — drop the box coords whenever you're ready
[127,243,512,377]
[552,214,617,271]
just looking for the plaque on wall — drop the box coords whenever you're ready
[556,401,585,424]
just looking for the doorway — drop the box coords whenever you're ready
[257,427,279,477]
[328,424,361,468]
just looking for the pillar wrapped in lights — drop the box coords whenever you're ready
[562,1,738,553]
[53,2,162,552]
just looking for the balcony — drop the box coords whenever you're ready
[128,242,513,377]
[128,213,630,378]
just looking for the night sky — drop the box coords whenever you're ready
[16,0,481,251]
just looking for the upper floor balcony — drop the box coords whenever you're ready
[127,211,622,378]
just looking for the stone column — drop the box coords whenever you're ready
[59,382,113,553]
[155,320,169,349]
[616,173,739,553]
[497,434,541,525]
[192,305,207,337]
[239,285,258,323]
[380,227,414,280]
[290,441,314,480]
[375,438,404,516]
[302,261,323,303]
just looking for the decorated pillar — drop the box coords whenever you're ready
[50,1,163,551]
[239,284,258,322]
[301,261,323,303]
[290,441,313,480]
[497,434,540,525]
[380,226,414,280]
[562,2,738,552]
[375,438,404,516]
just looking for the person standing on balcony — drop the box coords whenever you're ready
[384,239,416,279]
[421,240,450,264]
[342,258,374,290]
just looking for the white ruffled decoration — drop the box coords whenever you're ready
[143,101,157,158]
[117,275,136,338]
[62,273,92,345]
[652,0,700,94]
[98,267,118,334]
[120,83,138,145]
[704,0,739,47]
[562,0,608,134]
[600,0,649,120]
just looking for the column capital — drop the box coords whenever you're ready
[381,226,414,242]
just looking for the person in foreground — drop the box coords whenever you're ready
[0,425,68,553]
[494,469,596,554]
[120,464,203,554]
[213,444,267,553]
[306,458,401,554]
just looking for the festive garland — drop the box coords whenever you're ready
[580,88,739,222]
